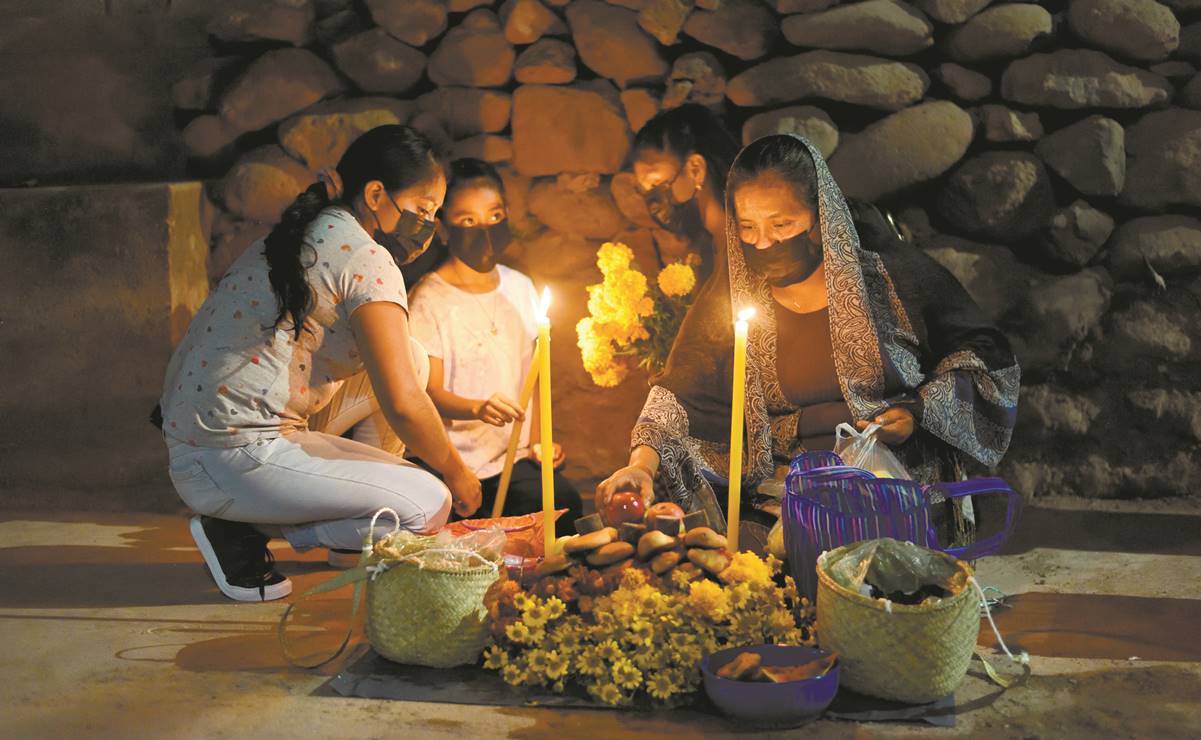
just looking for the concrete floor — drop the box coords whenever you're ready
[2,496,1201,739]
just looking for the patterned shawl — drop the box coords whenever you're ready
[630,135,1020,534]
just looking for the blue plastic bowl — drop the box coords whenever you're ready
[700,644,840,728]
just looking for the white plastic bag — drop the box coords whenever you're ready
[833,422,911,480]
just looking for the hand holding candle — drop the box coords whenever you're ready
[536,287,555,557]
[728,307,755,552]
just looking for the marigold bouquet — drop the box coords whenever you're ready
[576,242,698,387]
[481,553,816,707]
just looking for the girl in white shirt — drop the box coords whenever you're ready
[408,159,582,534]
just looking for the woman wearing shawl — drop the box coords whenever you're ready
[597,135,1020,545]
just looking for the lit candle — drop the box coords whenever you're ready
[728,307,755,552]
[536,287,555,556]
[491,354,540,518]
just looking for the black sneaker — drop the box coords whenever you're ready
[189,515,292,602]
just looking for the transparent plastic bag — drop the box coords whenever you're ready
[825,538,967,605]
[833,422,911,480]
[373,526,507,571]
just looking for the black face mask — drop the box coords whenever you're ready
[446,220,512,273]
[373,197,436,266]
[741,229,823,288]
[643,173,697,233]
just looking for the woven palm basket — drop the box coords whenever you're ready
[815,546,979,704]
[365,556,501,669]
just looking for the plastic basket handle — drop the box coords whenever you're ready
[926,478,1022,561]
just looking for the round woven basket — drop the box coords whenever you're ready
[815,546,979,704]
[365,557,500,669]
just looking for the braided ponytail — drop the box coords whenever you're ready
[264,182,329,340]
[261,124,442,340]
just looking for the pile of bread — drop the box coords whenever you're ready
[535,510,733,581]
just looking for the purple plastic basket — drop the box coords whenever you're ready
[782,452,1022,601]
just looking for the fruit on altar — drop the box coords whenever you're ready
[766,521,785,560]
[645,501,685,523]
[601,491,646,526]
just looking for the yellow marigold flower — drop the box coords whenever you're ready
[687,579,730,619]
[482,644,507,670]
[527,649,550,676]
[770,609,798,635]
[720,551,775,585]
[593,682,625,706]
[513,592,535,612]
[505,621,533,644]
[590,363,627,388]
[501,663,527,686]
[621,567,648,589]
[612,658,643,691]
[596,639,622,663]
[727,582,752,610]
[657,263,697,297]
[636,296,655,317]
[544,649,570,680]
[625,618,654,647]
[597,242,634,276]
[544,596,566,621]
[647,671,678,701]
[523,604,549,629]
[575,647,604,677]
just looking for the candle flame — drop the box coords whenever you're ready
[737,307,756,322]
[538,286,552,319]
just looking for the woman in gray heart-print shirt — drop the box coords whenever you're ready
[160,126,482,602]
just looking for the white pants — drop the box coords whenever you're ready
[167,341,448,550]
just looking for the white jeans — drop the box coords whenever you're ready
[167,342,448,550]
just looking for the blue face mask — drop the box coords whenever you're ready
[373,194,436,266]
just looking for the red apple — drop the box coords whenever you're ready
[644,502,685,524]
[602,491,646,527]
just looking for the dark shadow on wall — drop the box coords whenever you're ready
[0,4,212,186]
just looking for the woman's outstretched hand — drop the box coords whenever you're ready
[530,442,565,468]
[595,464,655,512]
[856,407,915,446]
[473,393,525,427]
[445,464,482,518]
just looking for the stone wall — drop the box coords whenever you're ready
[0,183,209,511]
[0,1,212,185]
[175,0,1201,499]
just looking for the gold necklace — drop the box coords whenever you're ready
[448,266,501,336]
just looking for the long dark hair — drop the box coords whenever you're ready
[727,135,819,212]
[444,157,506,207]
[264,124,442,339]
[632,104,739,196]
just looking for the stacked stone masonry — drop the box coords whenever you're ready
[177,0,1201,498]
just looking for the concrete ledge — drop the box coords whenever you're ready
[0,182,208,510]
